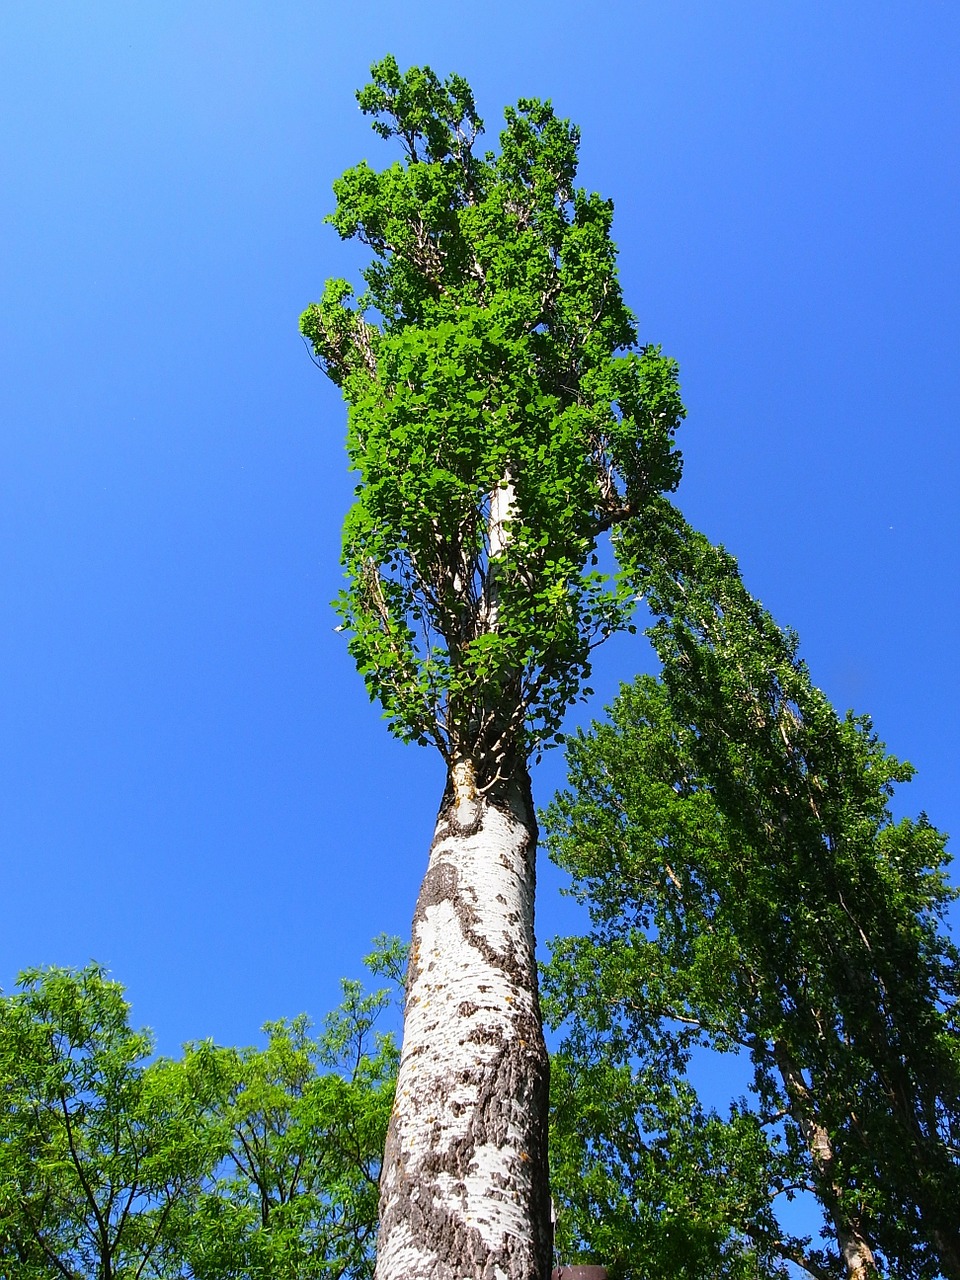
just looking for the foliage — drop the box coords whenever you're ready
[0,963,222,1280]
[548,1009,797,1280]
[0,946,401,1280]
[301,56,685,766]
[542,506,960,1279]
[180,967,398,1280]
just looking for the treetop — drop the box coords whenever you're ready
[302,59,686,767]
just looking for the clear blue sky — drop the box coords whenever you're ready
[1,2,957,1064]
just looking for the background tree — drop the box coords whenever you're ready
[542,508,960,1280]
[0,944,401,1280]
[180,948,399,1280]
[300,57,685,1279]
[0,964,222,1280]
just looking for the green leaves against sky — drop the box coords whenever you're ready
[301,58,685,762]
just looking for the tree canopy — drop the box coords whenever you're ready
[301,56,685,768]
[542,508,960,1279]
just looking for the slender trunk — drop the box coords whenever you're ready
[774,1044,878,1280]
[374,756,552,1280]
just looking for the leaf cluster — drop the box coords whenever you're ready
[301,58,685,764]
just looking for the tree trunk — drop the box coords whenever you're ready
[774,1044,878,1280]
[374,756,552,1280]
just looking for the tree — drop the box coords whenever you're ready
[300,57,685,1278]
[0,944,402,1280]
[542,508,960,1280]
[180,947,400,1280]
[0,964,221,1280]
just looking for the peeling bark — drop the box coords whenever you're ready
[374,761,551,1280]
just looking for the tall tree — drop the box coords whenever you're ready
[300,57,685,1278]
[0,964,222,1280]
[180,952,400,1280]
[542,508,960,1280]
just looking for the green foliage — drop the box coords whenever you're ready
[549,1012,796,1280]
[0,947,402,1280]
[301,57,685,763]
[542,508,960,1279]
[181,976,398,1280]
[0,963,222,1280]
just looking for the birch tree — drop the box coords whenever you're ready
[300,58,685,1279]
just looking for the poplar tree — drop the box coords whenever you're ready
[543,508,960,1280]
[301,58,685,1279]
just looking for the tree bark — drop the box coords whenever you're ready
[374,757,552,1280]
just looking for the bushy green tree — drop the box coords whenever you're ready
[301,57,685,1279]
[0,944,402,1280]
[181,953,399,1280]
[543,507,960,1280]
[0,964,221,1280]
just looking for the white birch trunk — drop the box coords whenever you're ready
[374,758,552,1280]
[484,471,515,632]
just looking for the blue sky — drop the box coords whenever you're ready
[1,2,957,1073]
